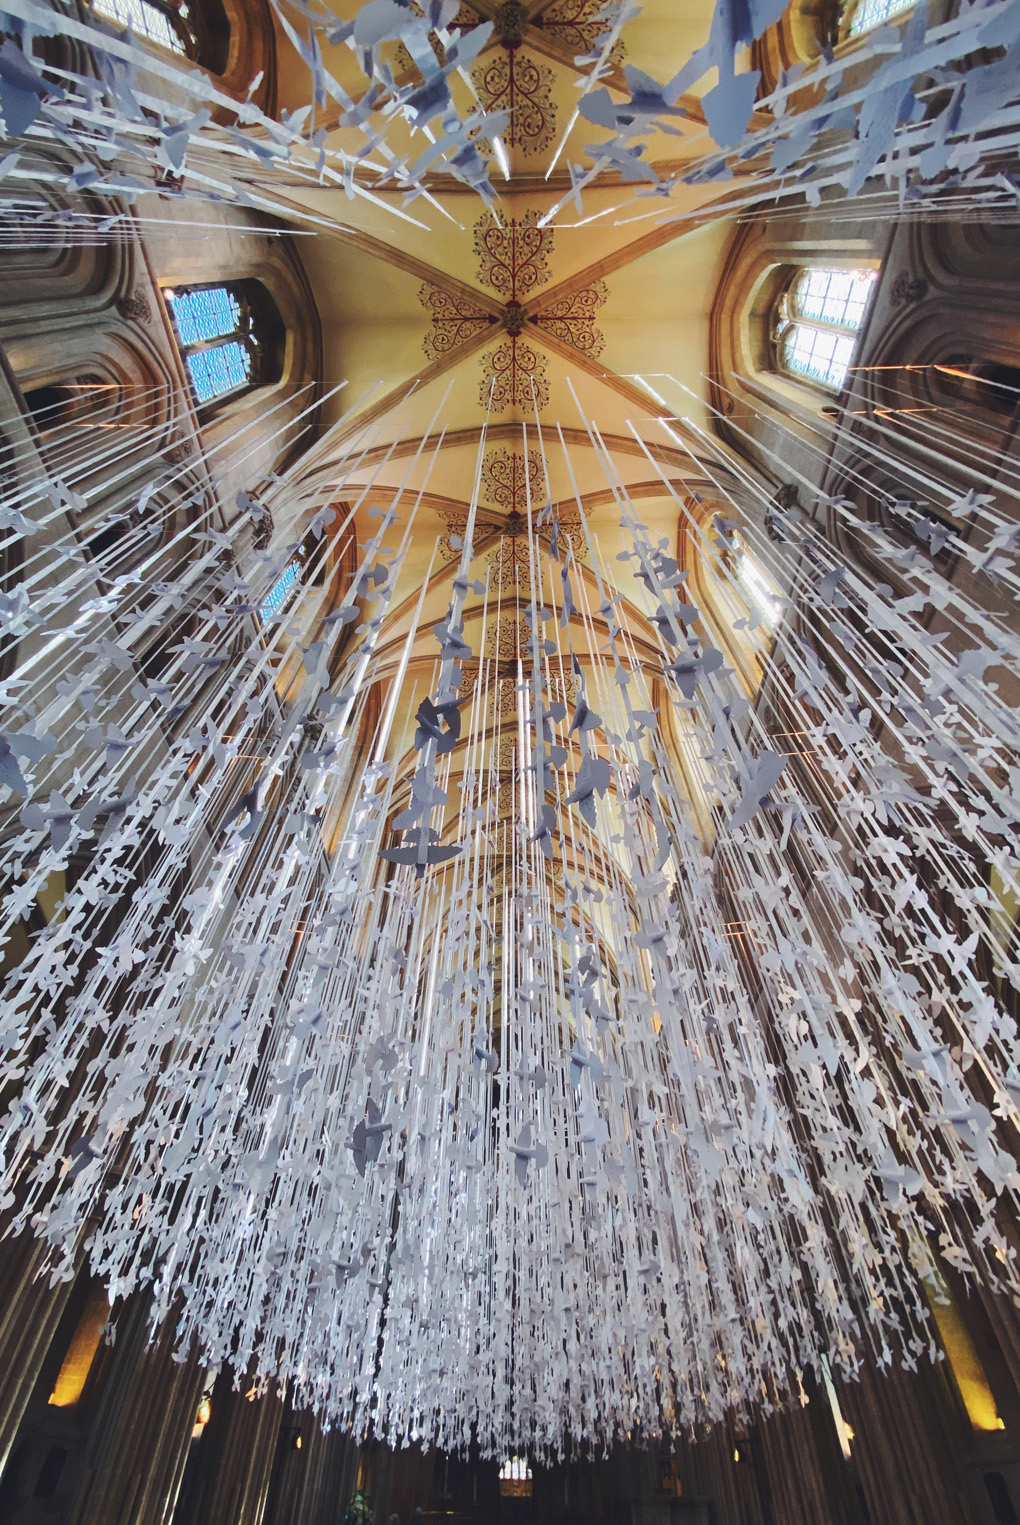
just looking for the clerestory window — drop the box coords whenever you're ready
[89,0,192,54]
[259,559,303,624]
[164,284,270,407]
[842,0,912,36]
[774,266,877,392]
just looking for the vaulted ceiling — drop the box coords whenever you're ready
[260,0,753,853]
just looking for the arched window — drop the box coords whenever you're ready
[709,515,783,635]
[730,533,782,633]
[165,283,278,407]
[89,0,192,54]
[774,266,877,391]
[842,0,912,35]
[499,1457,533,1498]
[259,558,303,624]
[88,0,231,70]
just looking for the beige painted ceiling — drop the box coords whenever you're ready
[264,0,757,864]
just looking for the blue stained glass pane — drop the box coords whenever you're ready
[186,342,249,403]
[849,0,912,34]
[170,287,241,345]
[259,561,301,623]
[92,0,184,50]
[792,268,876,331]
[782,323,855,390]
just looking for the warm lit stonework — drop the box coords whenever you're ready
[1,0,1020,1522]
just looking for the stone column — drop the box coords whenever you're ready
[261,1409,361,1525]
[0,1231,81,1473]
[676,1424,767,1525]
[835,1358,982,1525]
[182,1369,287,1525]
[308,1424,361,1525]
[758,1401,852,1525]
[65,1296,205,1525]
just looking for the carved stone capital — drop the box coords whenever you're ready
[502,300,526,336]
[495,0,528,46]
[890,272,927,307]
[117,290,153,324]
[765,484,800,542]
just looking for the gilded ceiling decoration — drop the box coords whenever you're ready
[469,216,608,406]
[459,664,519,717]
[481,446,545,514]
[496,734,517,770]
[392,3,482,73]
[536,0,628,61]
[418,283,496,361]
[479,336,550,412]
[532,280,609,357]
[436,509,470,562]
[485,611,528,659]
[495,778,516,818]
[470,50,557,155]
[487,531,533,588]
[441,453,582,568]
[472,213,555,410]
[474,209,553,301]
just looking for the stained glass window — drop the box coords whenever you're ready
[259,561,302,623]
[498,1458,532,1498]
[186,343,249,405]
[776,266,877,391]
[846,0,912,35]
[735,547,782,631]
[165,284,258,406]
[171,288,241,345]
[90,0,187,52]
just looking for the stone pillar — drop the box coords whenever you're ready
[0,1231,81,1473]
[65,1296,205,1525]
[675,1425,767,1525]
[368,1437,401,1525]
[182,1368,286,1525]
[308,1425,361,1525]
[835,1358,982,1525]
[970,1278,1020,1410]
[262,1409,360,1525]
[758,1401,852,1525]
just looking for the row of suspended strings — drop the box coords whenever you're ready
[2,0,1020,252]
[1,316,1019,1454]
[1,0,1020,1457]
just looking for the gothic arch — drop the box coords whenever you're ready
[156,234,324,477]
[752,0,956,95]
[815,214,1020,592]
[18,326,184,466]
[676,493,781,700]
[0,152,129,326]
[709,212,887,496]
[216,0,276,113]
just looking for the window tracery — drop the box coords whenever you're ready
[165,283,266,407]
[498,1457,533,1497]
[89,0,193,54]
[259,558,302,624]
[774,265,877,391]
[842,0,912,36]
